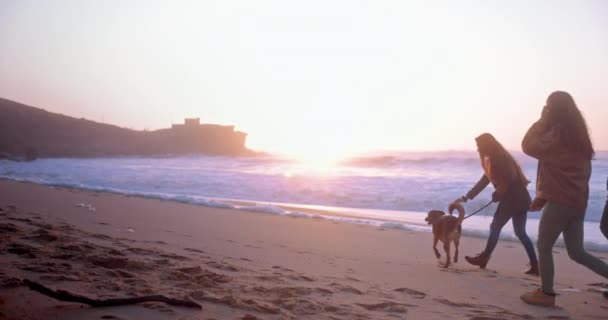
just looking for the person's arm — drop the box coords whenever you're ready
[464,175,491,201]
[600,198,608,240]
[521,120,559,160]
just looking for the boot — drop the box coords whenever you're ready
[524,262,539,276]
[520,288,555,307]
[465,251,490,269]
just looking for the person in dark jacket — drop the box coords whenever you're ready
[453,133,538,274]
[520,91,608,307]
[603,177,608,300]
[601,177,608,240]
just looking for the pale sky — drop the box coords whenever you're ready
[1,0,607,160]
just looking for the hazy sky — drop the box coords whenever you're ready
[1,0,607,160]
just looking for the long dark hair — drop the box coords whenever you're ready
[545,91,595,160]
[475,133,529,186]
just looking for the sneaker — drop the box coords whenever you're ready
[465,252,490,269]
[520,288,555,307]
[524,263,539,276]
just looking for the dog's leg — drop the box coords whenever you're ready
[454,238,459,263]
[433,235,441,259]
[443,241,451,268]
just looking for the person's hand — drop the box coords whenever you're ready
[537,105,551,130]
[454,196,467,204]
[541,105,550,118]
[529,197,548,212]
[541,103,555,122]
[491,191,501,203]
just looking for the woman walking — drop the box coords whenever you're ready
[520,91,608,307]
[454,133,538,274]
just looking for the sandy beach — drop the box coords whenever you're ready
[0,180,607,320]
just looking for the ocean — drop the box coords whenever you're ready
[1,150,607,250]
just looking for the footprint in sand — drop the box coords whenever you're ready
[184,247,205,254]
[287,275,315,282]
[106,269,136,279]
[329,282,363,295]
[100,315,126,320]
[206,261,239,272]
[439,267,465,274]
[272,265,294,272]
[356,301,412,313]
[7,243,37,258]
[255,275,285,284]
[39,274,82,282]
[0,223,19,233]
[394,287,427,299]
[141,301,175,314]
[160,253,191,261]
[175,265,202,274]
[434,298,478,308]
[436,298,535,319]
[126,247,158,256]
[89,233,113,241]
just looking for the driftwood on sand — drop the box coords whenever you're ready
[23,279,202,309]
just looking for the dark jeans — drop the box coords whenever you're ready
[601,199,608,240]
[538,201,608,294]
[484,186,538,266]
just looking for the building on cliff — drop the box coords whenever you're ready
[0,98,250,158]
[163,118,248,155]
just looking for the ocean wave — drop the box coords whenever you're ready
[342,155,480,168]
[2,175,607,252]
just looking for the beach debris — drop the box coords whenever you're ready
[22,279,202,309]
[75,203,96,212]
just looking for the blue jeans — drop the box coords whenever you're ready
[484,186,538,266]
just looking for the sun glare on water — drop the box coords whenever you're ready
[282,150,350,178]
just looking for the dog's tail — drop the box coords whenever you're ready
[448,202,465,225]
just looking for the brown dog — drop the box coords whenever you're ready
[425,202,465,268]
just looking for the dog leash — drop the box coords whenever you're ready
[462,200,494,220]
